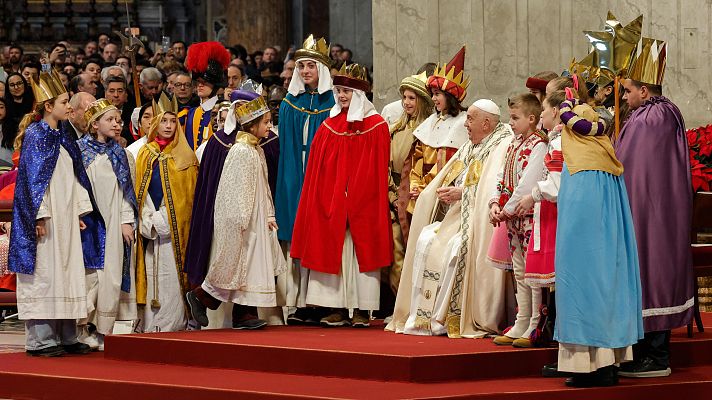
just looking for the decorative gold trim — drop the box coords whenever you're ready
[322,119,387,136]
[283,98,331,115]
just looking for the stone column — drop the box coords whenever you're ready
[226,0,289,53]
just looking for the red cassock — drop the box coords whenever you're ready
[290,111,393,275]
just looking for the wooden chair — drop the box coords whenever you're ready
[688,191,712,337]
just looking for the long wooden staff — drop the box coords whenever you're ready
[115,30,144,107]
[614,75,620,140]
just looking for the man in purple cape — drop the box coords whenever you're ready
[183,86,265,327]
[616,78,693,378]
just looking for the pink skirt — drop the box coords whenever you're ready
[524,200,557,287]
[487,223,513,270]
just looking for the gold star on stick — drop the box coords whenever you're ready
[583,11,643,77]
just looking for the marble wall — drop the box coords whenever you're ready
[372,0,712,127]
[330,0,374,69]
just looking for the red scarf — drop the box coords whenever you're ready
[154,136,171,151]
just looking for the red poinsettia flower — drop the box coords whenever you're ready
[687,124,712,192]
[691,161,712,192]
[687,129,699,147]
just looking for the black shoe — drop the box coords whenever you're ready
[618,357,671,378]
[565,365,619,387]
[232,318,268,330]
[62,342,92,355]
[287,308,310,325]
[26,346,65,357]
[542,362,573,378]
[186,291,209,327]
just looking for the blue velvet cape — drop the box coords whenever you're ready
[9,120,106,275]
[77,134,137,292]
[274,91,334,241]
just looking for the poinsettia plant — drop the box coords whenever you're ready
[687,124,712,192]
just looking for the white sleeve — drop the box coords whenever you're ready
[36,188,51,220]
[534,171,561,203]
[138,197,170,240]
[503,142,547,215]
[120,193,135,225]
[489,168,504,206]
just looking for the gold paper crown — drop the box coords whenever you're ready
[235,96,269,125]
[569,51,599,83]
[152,92,179,116]
[84,98,118,126]
[628,38,666,86]
[333,63,370,92]
[399,71,433,104]
[432,65,470,91]
[294,34,331,67]
[29,69,67,103]
[337,62,368,81]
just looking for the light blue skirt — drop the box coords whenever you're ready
[554,164,644,348]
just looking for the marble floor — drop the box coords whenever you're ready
[0,313,24,354]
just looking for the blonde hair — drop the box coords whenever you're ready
[547,75,590,104]
[544,90,567,109]
[390,90,433,133]
[508,93,543,123]
[14,100,51,151]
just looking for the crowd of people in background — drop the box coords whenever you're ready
[0,37,361,167]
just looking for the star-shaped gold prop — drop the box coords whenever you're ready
[583,11,643,77]
[569,51,600,83]
[115,30,144,56]
[115,30,145,106]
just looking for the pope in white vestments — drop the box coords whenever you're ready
[387,100,513,338]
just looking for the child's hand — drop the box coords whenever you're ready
[515,194,535,216]
[489,203,501,225]
[36,220,47,238]
[122,223,135,245]
[268,221,278,231]
[79,219,87,230]
[409,188,421,200]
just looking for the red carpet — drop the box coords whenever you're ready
[103,319,712,382]
[1,314,711,399]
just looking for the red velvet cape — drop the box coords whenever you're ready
[290,111,393,275]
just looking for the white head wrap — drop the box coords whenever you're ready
[287,57,333,96]
[223,100,241,135]
[330,87,377,122]
[130,106,141,137]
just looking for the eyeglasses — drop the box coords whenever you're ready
[174,83,192,89]
[8,82,24,88]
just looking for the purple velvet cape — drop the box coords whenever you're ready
[615,96,694,332]
[183,128,236,286]
[261,129,280,199]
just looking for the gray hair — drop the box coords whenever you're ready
[140,67,162,84]
[101,65,127,82]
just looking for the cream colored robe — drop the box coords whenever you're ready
[16,148,92,320]
[137,195,187,332]
[203,134,286,307]
[82,152,137,335]
[387,123,513,338]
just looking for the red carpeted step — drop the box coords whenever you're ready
[1,352,712,400]
[103,317,712,382]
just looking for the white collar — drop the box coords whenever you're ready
[287,57,333,96]
[201,96,219,112]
